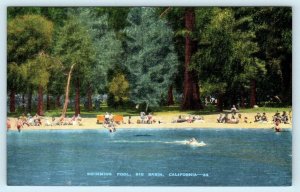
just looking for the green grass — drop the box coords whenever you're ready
[7,103,292,118]
[237,107,292,113]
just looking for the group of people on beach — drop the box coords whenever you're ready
[252,111,290,128]
[216,105,240,124]
[7,113,83,132]
[216,105,291,132]
[7,106,291,133]
[47,114,82,126]
[139,112,159,124]
[8,113,43,132]
[172,115,205,123]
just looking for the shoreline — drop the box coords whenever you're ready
[7,113,292,131]
[7,126,292,132]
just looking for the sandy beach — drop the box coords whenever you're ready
[7,112,292,131]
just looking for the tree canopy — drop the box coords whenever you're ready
[123,7,179,109]
[7,7,292,114]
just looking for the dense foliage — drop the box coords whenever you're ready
[7,7,292,114]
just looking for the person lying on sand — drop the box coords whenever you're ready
[176,115,187,123]
[226,114,239,124]
[194,115,205,123]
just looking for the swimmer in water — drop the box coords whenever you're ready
[104,121,116,133]
[187,137,198,145]
[274,120,281,132]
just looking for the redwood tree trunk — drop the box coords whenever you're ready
[250,80,256,108]
[167,85,174,106]
[21,94,25,112]
[181,8,202,110]
[241,96,245,108]
[75,78,80,116]
[56,95,61,108]
[27,86,33,113]
[37,85,44,116]
[9,89,16,113]
[87,85,93,111]
[217,94,223,112]
[46,94,50,110]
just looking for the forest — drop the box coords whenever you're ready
[7,7,292,115]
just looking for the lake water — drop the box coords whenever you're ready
[7,128,292,186]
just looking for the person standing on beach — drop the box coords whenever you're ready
[104,112,110,124]
[16,118,23,132]
[231,105,237,114]
[140,112,146,124]
[128,115,133,124]
[7,118,11,131]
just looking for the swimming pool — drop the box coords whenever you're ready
[7,128,292,186]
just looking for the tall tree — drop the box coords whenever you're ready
[191,8,266,109]
[79,9,124,110]
[159,8,186,106]
[21,52,61,115]
[181,8,203,110]
[54,16,95,116]
[253,7,292,104]
[8,14,54,113]
[123,7,179,111]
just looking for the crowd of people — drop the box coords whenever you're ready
[7,113,83,132]
[7,107,291,133]
[215,105,291,132]
[46,114,83,126]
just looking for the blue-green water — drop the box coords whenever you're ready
[7,128,291,186]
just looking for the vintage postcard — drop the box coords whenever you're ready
[6,6,292,186]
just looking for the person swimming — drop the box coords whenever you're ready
[186,137,206,147]
[109,127,116,133]
[187,137,198,145]
[104,120,116,133]
[274,120,281,132]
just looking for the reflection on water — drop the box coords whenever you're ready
[7,128,291,186]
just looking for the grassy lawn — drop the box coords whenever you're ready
[7,103,292,118]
